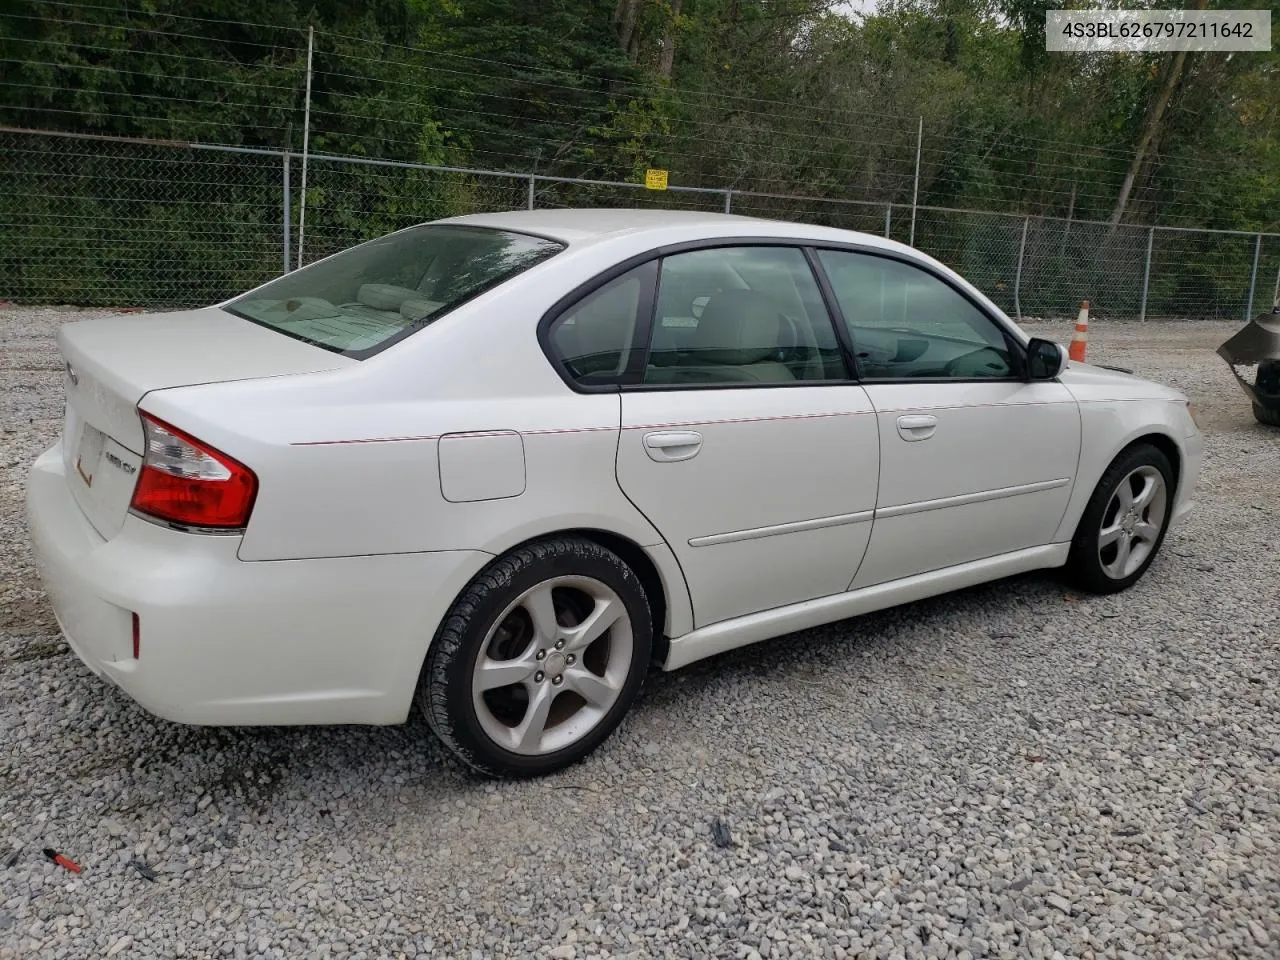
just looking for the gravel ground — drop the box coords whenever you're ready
[2,305,1278,960]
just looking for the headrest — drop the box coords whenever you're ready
[689,289,785,365]
[357,283,420,312]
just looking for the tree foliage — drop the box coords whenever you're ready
[0,1,1276,308]
[2,0,1276,227]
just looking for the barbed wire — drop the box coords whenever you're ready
[8,5,1253,182]
[26,0,309,33]
[0,103,296,134]
[1,3,1263,227]
[313,23,1262,178]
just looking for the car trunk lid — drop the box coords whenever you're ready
[57,307,353,539]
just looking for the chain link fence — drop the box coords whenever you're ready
[1147,228,1279,320]
[0,129,284,306]
[2,126,1277,320]
[301,155,530,266]
[730,192,887,236]
[1020,218,1150,320]
[531,177,727,214]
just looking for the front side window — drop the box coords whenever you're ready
[816,250,1015,380]
[645,246,847,385]
[225,225,563,356]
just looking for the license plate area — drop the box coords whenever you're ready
[75,424,106,488]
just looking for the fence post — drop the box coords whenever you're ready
[1059,181,1076,257]
[295,25,315,270]
[1013,216,1029,320]
[1245,232,1262,320]
[1139,227,1154,322]
[1273,261,1280,310]
[527,174,536,210]
[884,203,891,239]
[909,116,922,247]
[724,189,732,214]
[282,153,292,274]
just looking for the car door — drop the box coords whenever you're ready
[813,248,1082,589]
[545,244,880,629]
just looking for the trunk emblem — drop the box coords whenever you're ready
[105,451,136,475]
[65,363,79,386]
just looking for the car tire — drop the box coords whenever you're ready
[1253,362,1280,426]
[1066,443,1175,595]
[1252,402,1280,427]
[418,536,653,778]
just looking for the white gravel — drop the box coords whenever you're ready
[2,306,1278,959]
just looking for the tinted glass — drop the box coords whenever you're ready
[645,246,847,385]
[225,225,563,356]
[817,250,1014,379]
[546,265,648,385]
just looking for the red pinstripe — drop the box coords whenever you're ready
[290,399,1079,446]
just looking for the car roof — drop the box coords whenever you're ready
[433,207,1019,338]
[440,207,906,253]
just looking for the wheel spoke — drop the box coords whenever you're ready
[476,656,537,691]
[563,596,624,653]
[1112,481,1134,511]
[1099,523,1124,548]
[512,683,556,752]
[521,584,561,646]
[1134,520,1161,544]
[1107,533,1133,577]
[1132,475,1158,509]
[564,666,621,708]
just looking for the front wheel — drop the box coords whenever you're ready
[1067,444,1174,594]
[418,537,652,778]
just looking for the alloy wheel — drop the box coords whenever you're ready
[470,575,633,756]
[1098,464,1168,580]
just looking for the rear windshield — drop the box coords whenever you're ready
[224,224,564,357]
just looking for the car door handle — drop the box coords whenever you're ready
[643,431,703,462]
[896,414,937,441]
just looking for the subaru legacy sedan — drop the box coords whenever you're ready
[27,209,1202,777]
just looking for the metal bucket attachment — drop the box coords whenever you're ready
[1218,307,1280,425]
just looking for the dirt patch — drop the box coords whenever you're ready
[3,640,68,663]
[0,595,56,635]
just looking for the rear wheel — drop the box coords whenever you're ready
[1067,444,1173,594]
[419,537,652,778]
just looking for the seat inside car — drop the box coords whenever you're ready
[650,289,796,383]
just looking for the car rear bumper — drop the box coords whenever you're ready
[26,442,490,726]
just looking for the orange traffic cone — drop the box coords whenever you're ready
[1068,301,1089,363]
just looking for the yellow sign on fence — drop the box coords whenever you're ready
[644,168,669,191]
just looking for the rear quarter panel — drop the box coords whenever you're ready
[138,249,700,637]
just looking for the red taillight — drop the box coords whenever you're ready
[129,413,257,529]
[131,613,140,659]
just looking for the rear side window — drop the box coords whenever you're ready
[225,225,563,357]
[646,246,848,385]
[546,264,651,386]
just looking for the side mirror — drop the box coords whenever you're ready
[1026,337,1067,380]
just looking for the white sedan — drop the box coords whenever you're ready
[27,209,1203,777]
